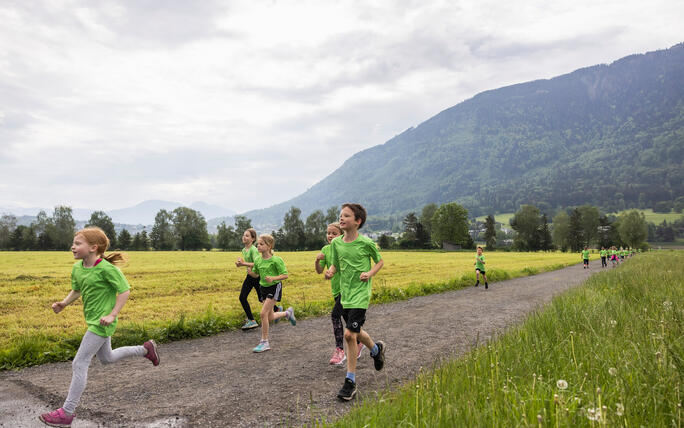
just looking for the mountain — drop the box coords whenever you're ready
[243,43,684,225]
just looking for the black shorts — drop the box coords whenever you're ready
[476,268,485,274]
[583,259,589,264]
[342,308,366,333]
[259,282,282,302]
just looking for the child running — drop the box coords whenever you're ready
[600,247,608,268]
[474,246,488,289]
[236,229,281,329]
[582,246,590,269]
[325,203,385,401]
[248,234,295,352]
[611,246,619,267]
[39,227,159,428]
[315,222,365,365]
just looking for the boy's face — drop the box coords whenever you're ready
[326,226,341,243]
[339,207,361,231]
[477,248,482,255]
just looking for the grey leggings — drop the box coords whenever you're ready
[63,331,145,414]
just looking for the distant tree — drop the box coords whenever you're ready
[653,201,672,213]
[118,229,132,250]
[216,221,239,250]
[377,234,393,249]
[431,202,469,248]
[399,212,419,248]
[0,214,17,249]
[484,214,496,250]
[272,228,286,249]
[172,207,210,250]
[33,210,51,236]
[234,215,252,236]
[415,222,431,248]
[568,208,584,252]
[150,209,174,250]
[86,211,117,249]
[37,231,54,250]
[510,205,541,251]
[674,196,684,213]
[618,210,647,248]
[420,203,438,240]
[132,231,149,250]
[577,205,600,247]
[552,211,570,251]
[597,216,615,249]
[304,210,327,250]
[282,206,306,250]
[655,220,675,242]
[325,206,339,225]
[52,206,76,250]
[539,214,554,251]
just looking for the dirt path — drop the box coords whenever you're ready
[1,261,603,427]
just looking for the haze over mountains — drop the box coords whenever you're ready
[241,43,684,225]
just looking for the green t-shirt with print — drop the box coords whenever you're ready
[252,255,288,287]
[582,249,590,259]
[475,254,485,271]
[321,244,341,297]
[71,259,131,337]
[600,249,607,257]
[330,235,382,309]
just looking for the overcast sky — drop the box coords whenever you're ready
[1,0,682,214]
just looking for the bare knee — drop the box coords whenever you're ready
[344,330,356,342]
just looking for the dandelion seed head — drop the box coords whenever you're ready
[537,414,543,423]
[608,367,617,376]
[596,387,601,395]
[557,379,568,390]
[610,320,617,327]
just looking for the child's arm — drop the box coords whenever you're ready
[360,259,384,282]
[315,252,326,274]
[264,273,288,283]
[100,290,130,326]
[51,290,81,313]
[247,266,259,278]
[324,265,337,279]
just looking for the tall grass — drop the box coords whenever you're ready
[327,252,683,427]
[1,251,580,369]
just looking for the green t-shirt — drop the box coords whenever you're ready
[475,254,485,270]
[321,244,341,297]
[582,250,590,259]
[241,245,259,273]
[330,235,382,309]
[252,255,288,287]
[71,259,131,337]
[600,249,607,257]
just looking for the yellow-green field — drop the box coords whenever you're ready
[1,250,582,368]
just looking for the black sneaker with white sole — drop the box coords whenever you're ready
[372,341,385,371]
[337,378,357,401]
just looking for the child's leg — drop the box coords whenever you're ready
[95,336,146,364]
[260,298,276,341]
[331,296,344,349]
[483,273,488,283]
[63,331,108,414]
[345,329,375,374]
[239,275,257,321]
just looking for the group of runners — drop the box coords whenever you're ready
[582,246,639,269]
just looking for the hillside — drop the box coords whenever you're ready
[244,43,684,225]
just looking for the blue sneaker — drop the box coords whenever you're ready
[253,341,270,353]
[274,305,284,324]
[241,319,258,330]
[286,307,296,326]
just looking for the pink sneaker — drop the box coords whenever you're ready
[329,347,346,365]
[39,408,74,427]
[143,340,160,366]
[357,342,366,360]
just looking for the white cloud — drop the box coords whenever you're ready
[0,0,682,215]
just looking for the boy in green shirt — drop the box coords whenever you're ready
[474,246,488,289]
[325,203,385,401]
[582,246,590,269]
[600,247,608,268]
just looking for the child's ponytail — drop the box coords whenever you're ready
[75,227,129,266]
[103,252,129,266]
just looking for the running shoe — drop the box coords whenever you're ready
[39,408,74,427]
[337,378,357,401]
[253,341,271,353]
[241,319,259,330]
[356,342,365,360]
[330,347,346,365]
[143,340,160,366]
[286,307,296,326]
[371,341,385,371]
[274,305,284,324]
[485,282,488,290]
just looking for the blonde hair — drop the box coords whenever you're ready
[258,234,275,250]
[75,227,128,266]
[327,222,342,235]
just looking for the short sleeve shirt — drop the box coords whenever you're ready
[241,245,259,273]
[582,250,590,259]
[330,235,382,309]
[71,259,130,337]
[475,254,485,271]
[252,255,288,287]
[321,244,341,297]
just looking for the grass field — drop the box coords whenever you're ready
[475,213,515,225]
[476,209,682,225]
[327,251,683,427]
[1,250,583,369]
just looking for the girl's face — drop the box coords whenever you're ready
[339,207,360,231]
[256,238,271,254]
[242,230,254,245]
[326,226,341,243]
[71,234,96,260]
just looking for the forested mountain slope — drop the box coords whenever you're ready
[245,43,684,225]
